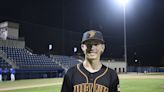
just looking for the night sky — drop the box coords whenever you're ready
[0,0,164,66]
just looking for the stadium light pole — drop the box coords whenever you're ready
[117,0,129,72]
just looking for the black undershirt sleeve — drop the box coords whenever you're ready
[109,70,120,92]
[61,71,73,92]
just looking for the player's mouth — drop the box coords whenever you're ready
[87,52,97,56]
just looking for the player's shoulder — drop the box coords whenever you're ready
[102,64,118,76]
[65,64,79,75]
[108,67,117,74]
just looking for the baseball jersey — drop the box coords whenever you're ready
[61,63,120,92]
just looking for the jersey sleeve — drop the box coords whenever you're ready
[61,70,73,92]
[109,70,120,92]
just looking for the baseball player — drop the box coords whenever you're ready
[61,30,120,92]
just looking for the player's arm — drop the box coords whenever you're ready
[112,74,120,92]
[109,71,120,92]
[61,72,73,92]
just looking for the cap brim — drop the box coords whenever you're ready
[81,39,104,44]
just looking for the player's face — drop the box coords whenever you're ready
[81,40,105,60]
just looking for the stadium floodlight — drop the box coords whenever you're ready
[116,0,129,72]
[117,0,129,6]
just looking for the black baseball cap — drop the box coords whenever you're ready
[81,30,104,44]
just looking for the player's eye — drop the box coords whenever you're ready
[95,43,99,45]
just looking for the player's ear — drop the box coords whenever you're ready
[81,44,85,51]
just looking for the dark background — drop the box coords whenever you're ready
[0,0,164,66]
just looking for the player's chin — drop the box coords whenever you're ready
[87,57,97,60]
[86,54,97,60]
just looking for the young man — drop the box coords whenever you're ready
[61,30,120,92]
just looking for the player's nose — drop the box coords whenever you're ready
[87,44,97,51]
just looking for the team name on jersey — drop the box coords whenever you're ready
[73,83,108,92]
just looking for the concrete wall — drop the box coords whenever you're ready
[102,60,127,73]
[0,21,19,39]
[0,39,25,48]
[8,27,19,39]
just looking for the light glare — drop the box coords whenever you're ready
[117,0,129,6]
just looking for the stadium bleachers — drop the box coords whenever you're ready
[0,57,11,69]
[0,46,62,70]
[0,46,81,79]
[51,55,80,70]
[0,21,82,79]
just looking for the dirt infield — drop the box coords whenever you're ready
[119,73,164,79]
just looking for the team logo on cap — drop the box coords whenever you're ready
[88,31,96,38]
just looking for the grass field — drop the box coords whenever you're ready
[0,73,164,92]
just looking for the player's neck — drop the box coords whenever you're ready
[83,59,102,73]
